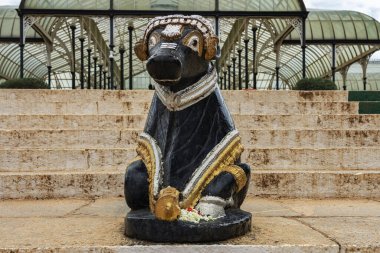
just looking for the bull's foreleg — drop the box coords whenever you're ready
[196,163,251,217]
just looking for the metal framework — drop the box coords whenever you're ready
[0,1,378,90]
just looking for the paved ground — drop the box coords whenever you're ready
[0,197,379,253]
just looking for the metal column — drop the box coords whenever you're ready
[244,38,249,89]
[109,15,115,89]
[227,64,231,90]
[70,22,76,89]
[302,17,307,79]
[232,57,236,90]
[119,47,125,90]
[19,14,24,78]
[79,37,85,89]
[99,64,103,89]
[238,48,242,90]
[252,25,258,89]
[93,56,98,89]
[128,22,134,90]
[223,70,227,90]
[87,47,92,89]
[332,43,336,83]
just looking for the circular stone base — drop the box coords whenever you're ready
[125,208,252,242]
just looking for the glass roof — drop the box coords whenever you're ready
[219,0,305,12]
[286,10,380,42]
[0,6,41,42]
[114,0,215,12]
[20,0,306,13]
[22,0,110,11]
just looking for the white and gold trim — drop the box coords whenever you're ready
[153,67,218,111]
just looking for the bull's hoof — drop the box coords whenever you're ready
[124,208,252,242]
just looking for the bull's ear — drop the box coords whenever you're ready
[205,35,219,61]
[134,39,149,61]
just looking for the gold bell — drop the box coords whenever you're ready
[154,186,181,221]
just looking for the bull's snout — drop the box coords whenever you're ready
[146,54,182,82]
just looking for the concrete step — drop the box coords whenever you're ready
[0,115,147,130]
[0,89,155,102]
[244,148,380,170]
[250,170,380,199]
[0,148,136,172]
[0,170,379,199]
[241,129,380,148]
[0,101,151,115]
[1,197,379,253]
[1,147,379,172]
[0,89,349,102]
[2,114,380,130]
[237,101,358,115]
[0,129,139,149]
[1,129,378,148]
[234,114,380,130]
[223,90,349,102]
[0,100,358,115]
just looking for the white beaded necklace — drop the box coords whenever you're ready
[153,67,218,111]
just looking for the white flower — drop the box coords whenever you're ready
[178,208,216,223]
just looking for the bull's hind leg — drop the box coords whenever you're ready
[197,163,251,217]
[124,159,149,210]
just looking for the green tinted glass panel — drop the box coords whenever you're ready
[353,21,367,39]
[332,21,345,39]
[24,0,110,10]
[320,21,334,40]
[367,21,380,40]
[114,0,215,11]
[219,0,303,12]
[342,22,356,40]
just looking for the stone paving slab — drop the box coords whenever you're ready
[299,217,380,253]
[1,197,379,252]
[278,199,380,217]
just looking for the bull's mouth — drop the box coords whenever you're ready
[153,76,182,85]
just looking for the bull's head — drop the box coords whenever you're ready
[135,15,219,91]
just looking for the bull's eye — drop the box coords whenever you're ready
[187,36,199,52]
[148,33,160,51]
[183,31,203,56]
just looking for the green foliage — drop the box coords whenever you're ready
[0,78,49,89]
[293,78,337,91]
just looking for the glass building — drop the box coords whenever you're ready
[0,0,379,90]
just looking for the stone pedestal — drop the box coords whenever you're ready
[125,209,252,242]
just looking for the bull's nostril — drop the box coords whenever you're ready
[146,55,182,82]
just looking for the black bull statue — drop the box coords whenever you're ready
[124,15,252,242]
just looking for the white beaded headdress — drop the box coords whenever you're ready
[135,15,219,61]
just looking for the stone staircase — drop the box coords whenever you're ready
[0,90,379,200]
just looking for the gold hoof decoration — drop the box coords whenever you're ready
[154,187,181,221]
